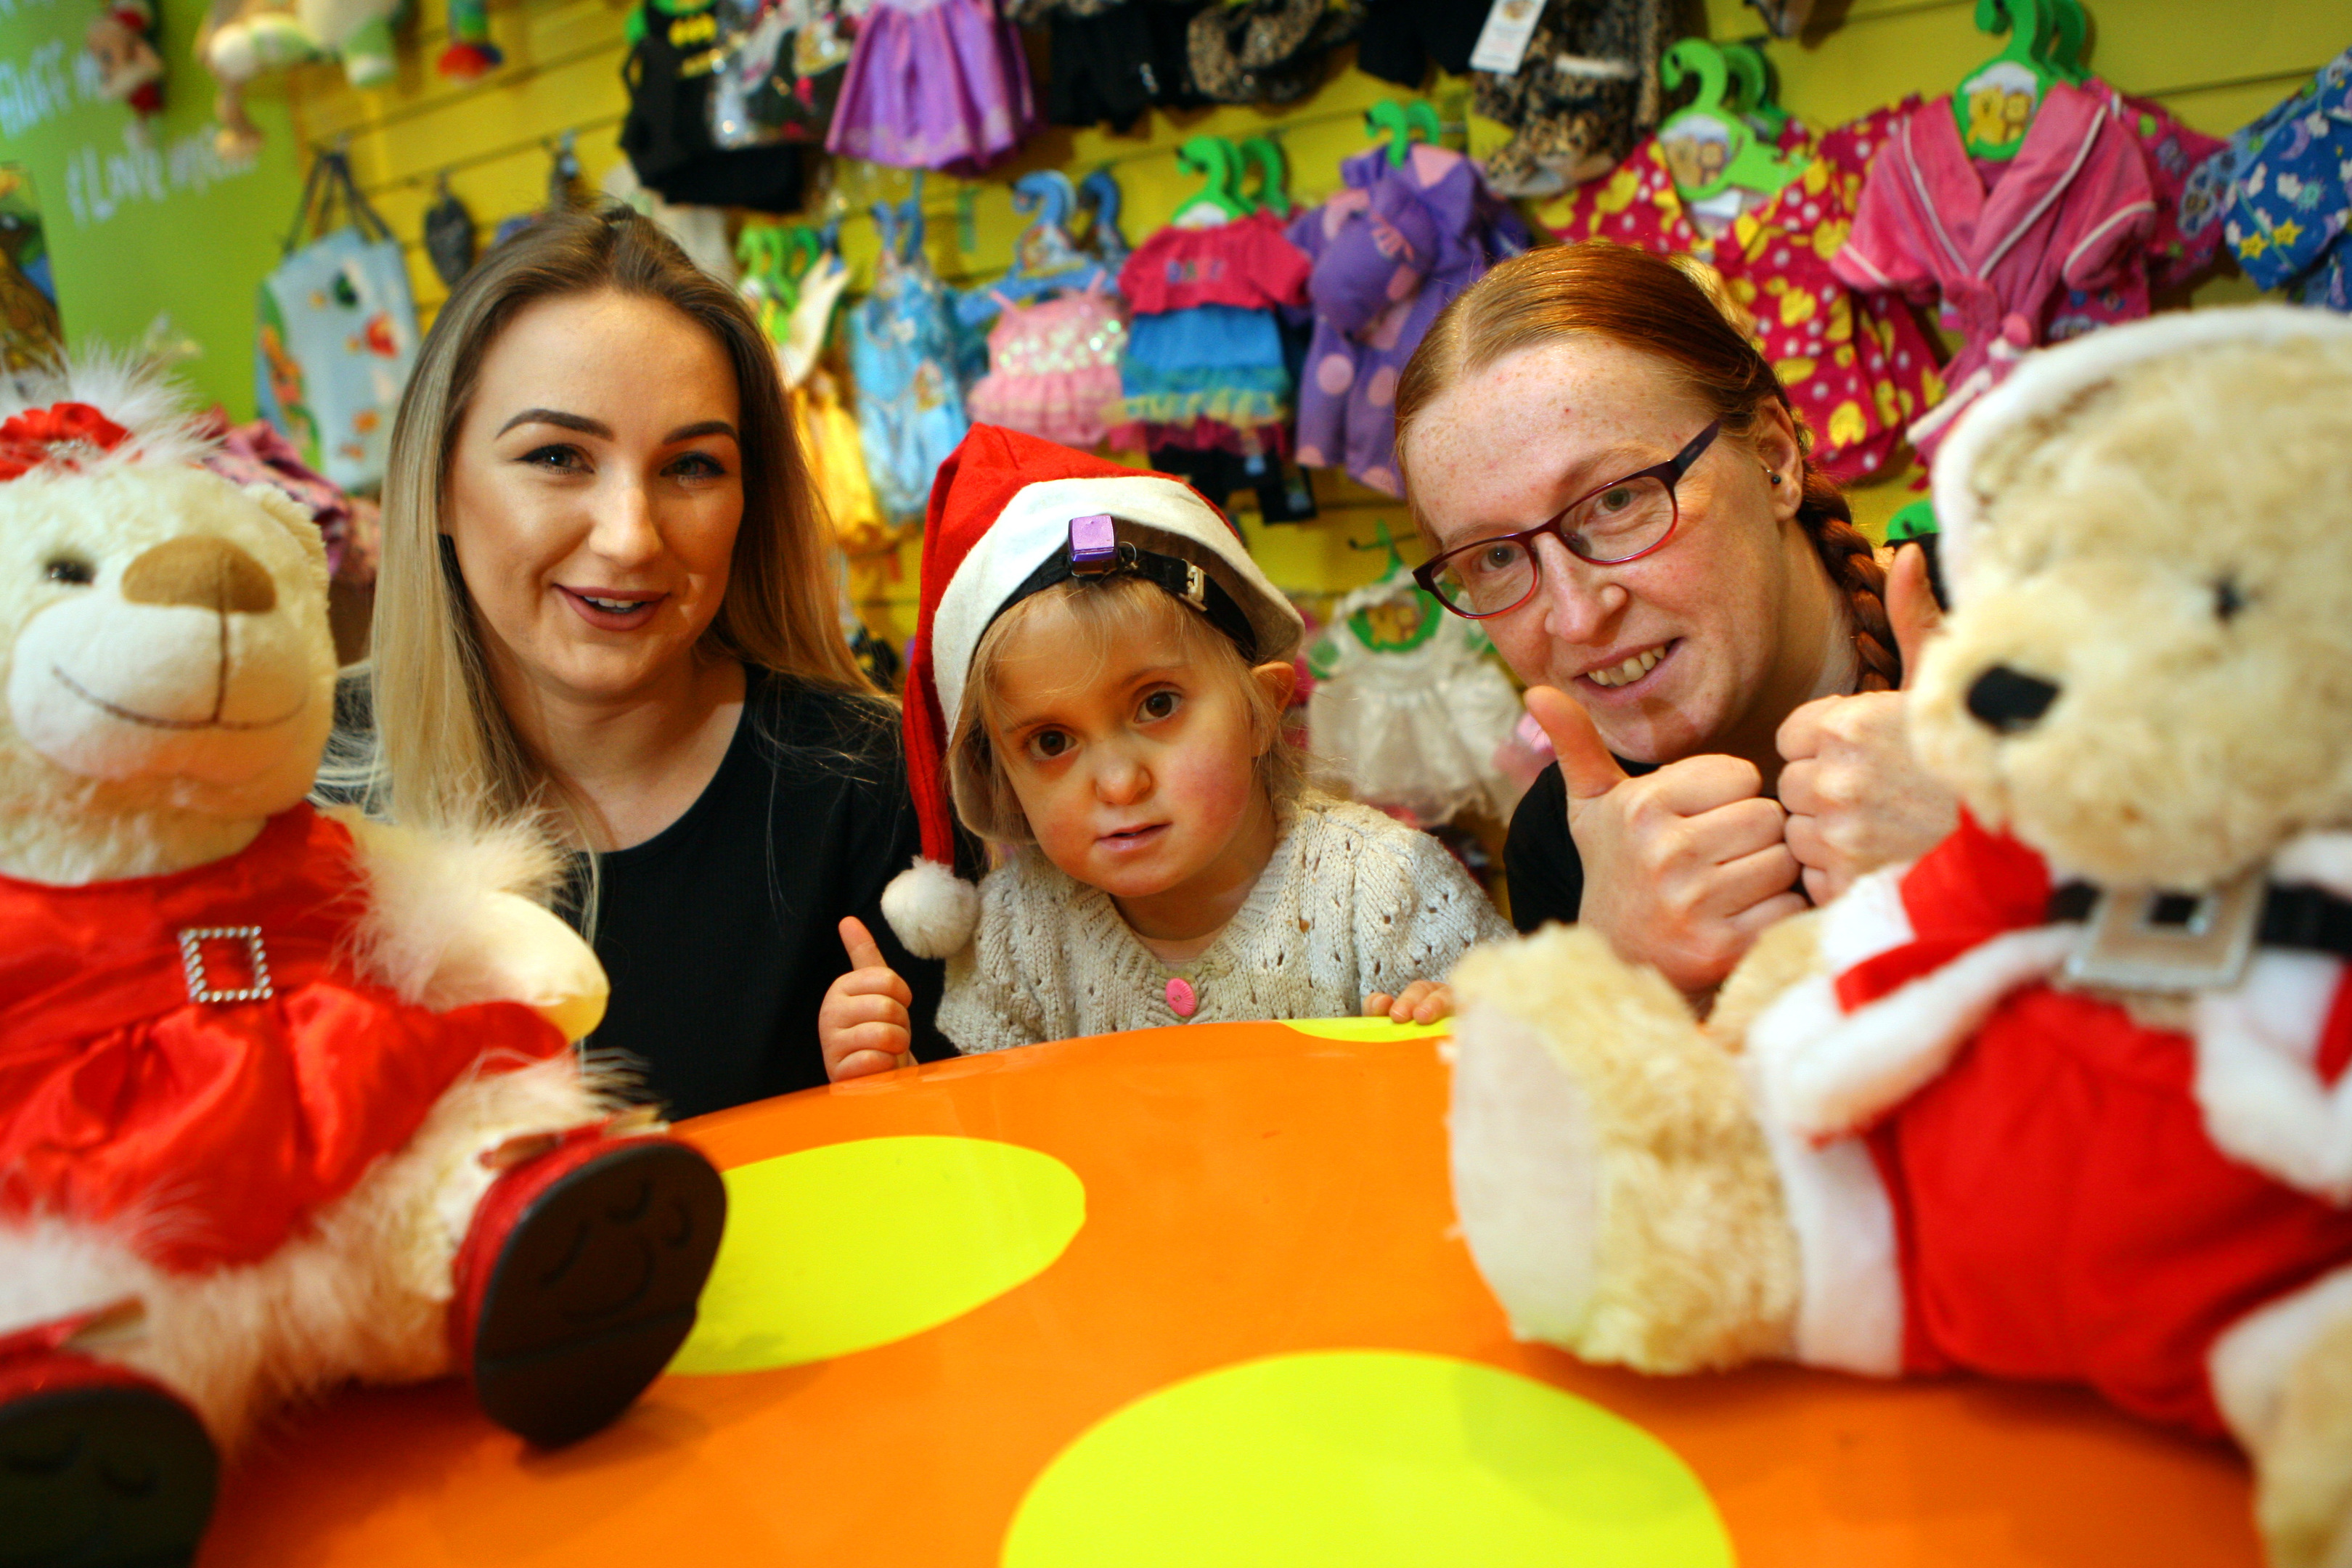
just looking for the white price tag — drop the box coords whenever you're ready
[1469,0,1545,76]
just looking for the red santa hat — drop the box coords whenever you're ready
[880,425,1304,959]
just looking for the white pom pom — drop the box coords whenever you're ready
[881,857,980,960]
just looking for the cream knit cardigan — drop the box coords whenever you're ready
[939,790,1514,1053]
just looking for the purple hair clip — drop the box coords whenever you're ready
[1067,513,1118,576]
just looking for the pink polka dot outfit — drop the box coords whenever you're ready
[1286,144,1530,497]
[1533,102,1945,483]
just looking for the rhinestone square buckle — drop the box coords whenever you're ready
[179,926,274,1003]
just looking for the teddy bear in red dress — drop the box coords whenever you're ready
[1447,306,2352,1568]
[0,362,725,1566]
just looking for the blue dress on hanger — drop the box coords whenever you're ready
[847,195,971,523]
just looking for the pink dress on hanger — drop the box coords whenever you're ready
[1833,81,2155,460]
[825,0,1035,173]
[966,287,1130,449]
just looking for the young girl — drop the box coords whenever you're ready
[818,425,1510,1079]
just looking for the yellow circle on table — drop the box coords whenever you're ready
[670,1136,1085,1374]
[1282,1018,1453,1043]
[1001,1350,1730,1568]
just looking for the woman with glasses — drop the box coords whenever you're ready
[1394,244,1953,1004]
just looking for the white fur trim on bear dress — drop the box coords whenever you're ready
[1755,925,2081,1140]
[1736,986,1906,1378]
[2192,951,2352,1203]
[882,855,981,960]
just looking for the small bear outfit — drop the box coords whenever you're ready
[0,804,566,1273]
[941,789,1509,1051]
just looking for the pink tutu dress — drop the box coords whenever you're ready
[966,286,1128,449]
[825,0,1035,174]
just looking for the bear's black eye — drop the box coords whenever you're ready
[2213,576,2247,622]
[44,557,93,587]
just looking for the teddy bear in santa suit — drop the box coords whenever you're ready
[1447,306,2352,1568]
[0,363,726,1567]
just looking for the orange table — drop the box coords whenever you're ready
[203,1021,2260,1566]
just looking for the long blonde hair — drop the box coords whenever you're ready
[359,204,873,834]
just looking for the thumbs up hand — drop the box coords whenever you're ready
[1526,685,1805,1001]
[1776,543,1961,905]
[820,916,915,1082]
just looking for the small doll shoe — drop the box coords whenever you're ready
[449,1126,727,1449]
[0,1304,217,1568]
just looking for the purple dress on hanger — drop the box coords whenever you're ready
[1287,144,1527,496]
[826,0,1036,174]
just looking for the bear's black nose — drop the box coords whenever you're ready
[1967,665,2061,732]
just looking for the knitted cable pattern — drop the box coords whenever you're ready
[939,790,1512,1053]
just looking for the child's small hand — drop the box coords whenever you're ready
[1362,980,1454,1026]
[821,917,915,1082]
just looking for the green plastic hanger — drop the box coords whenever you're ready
[2043,0,2090,84]
[1720,41,1792,141]
[1172,136,1250,226]
[1658,39,1803,200]
[1238,135,1290,216]
[1952,0,2067,162]
[1364,99,1443,167]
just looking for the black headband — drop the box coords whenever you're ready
[989,514,1262,662]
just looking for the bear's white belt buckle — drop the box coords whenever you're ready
[2062,868,2265,993]
[179,925,275,1003]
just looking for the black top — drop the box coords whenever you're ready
[1502,756,1657,936]
[580,670,951,1119]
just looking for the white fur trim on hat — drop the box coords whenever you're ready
[1930,306,2352,601]
[928,474,1304,737]
[881,856,981,960]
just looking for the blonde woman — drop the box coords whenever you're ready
[355,205,951,1114]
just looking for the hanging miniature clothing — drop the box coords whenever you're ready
[1120,305,1291,429]
[1306,565,1524,827]
[1288,144,1530,497]
[619,0,805,212]
[1184,0,1360,105]
[1117,208,1313,455]
[1030,0,1206,130]
[2180,47,2352,314]
[1353,0,1482,87]
[1832,81,2155,461]
[707,0,854,148]
[800,369,912,645]
[779,248,852,388]
[1534,104,1946,483]
[422,178,476,288]
[1150,442,1318,524]
[2042,85,2226,338]
[1119,209,1313,314]
[796,373,894,558]
[1468,0,1670,199]
[846,205,971,525]
[825,0,1037,173]
[966,285,1130,449]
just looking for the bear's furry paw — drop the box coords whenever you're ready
[1448,925,1800,1373]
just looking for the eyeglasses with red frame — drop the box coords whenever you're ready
[1413,421,1723,620]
